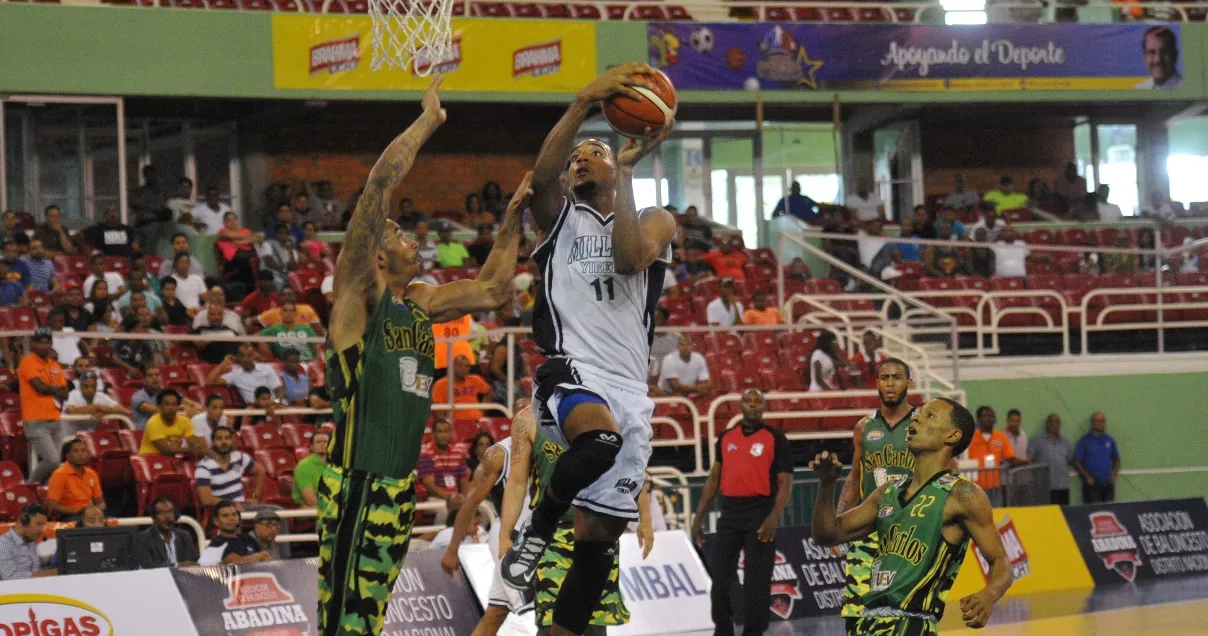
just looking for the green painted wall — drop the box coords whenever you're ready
[962,372,1208,504]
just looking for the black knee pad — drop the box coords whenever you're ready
[548,429,622,502]
[552,539,617,634]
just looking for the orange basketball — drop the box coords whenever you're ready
[602,69,677,138]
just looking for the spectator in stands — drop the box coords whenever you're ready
[195,426,264,508]
[290,191,316,228]
[46,439,104,521]
[984,176,1029,213]
[412,220,438,271]
[20,328,69,483]
[292,431,329,507]
[417,420,469,510]
[208,344,284,404]
[1027,178,1054,212]
[1028,413,1074,505]
[742,290,784,325]
[166,177,197,231]
[1074,412,1120,503]
[199,501,271,566]
[968,406,1025,490]
[1004,408,1029,461]
[487,332,523,404]
[159,233,207,280]
[680,205,714,250]
[855,220,888,271]
[20,239,56,293]
[82,253,124,299]
[935,207,967,240]
[893,218,922,262]
[481,181,505,217]
[308,180,346,230]
[130,365,202,431]
[45,310,87,366]
[135,499,199,568]
[464,193,485,227]
[0,240,29,289]
[82,203,136,258]
[912,205,937,240]
[192,287,246,336]
[187,186,228,236]
[993,226,1030,278]
[279,350,311,406]
[265,203,304,246]
[396,198,426,230]
[239,272,280,326]
[0,503,54,580]
[648,307,680,380]
[1052,162,1088,208]
[923,223,961,277]
[435,222,470,268]
[321,274,334,306]
[773,181,819,223]
[808,331,846,392]
[78,505,105,528]
[259,302,317,362]
[429,505,488,551]
[33,205,75,256]
[467,224,494,267]
[1096,185,1123,221]
[0,260,24,307]
[466,431,495,475]
[961,227,996,277]
[61,372,127,434]
[968,207,1006,243]
[656,335,711,397]
[191,393,227,442]
[703,240,748,280]
[845,178,886,222]
[706,278,744,328]
[129,165,170,250]
[69,357,103,393]
[256,287,323,335]
[140,389,206,458]
[942,174,981,210]
[115,275,162,319]
[114,309,164,375]
[298,221,330,264]
[680,246,713,283]
[251,509,288,560]
[849,330,889,389]
[216,211,258,282]
[259,225,299,293]
[85,280,120,333]
[0,211,28,252]
[156,277,191,327]
[431,355,490,424]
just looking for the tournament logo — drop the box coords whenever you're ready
[973,515,1031,582]
[738,550,802,620]
[309,35,360,75]
[1088,511,1143,582]
[0,594,112,636]
[513,40,562,78]
[220,572,309,632]
[750,442,765,457]
[878,505,895,518]
[865,430,885,442]
[754,26,824,89]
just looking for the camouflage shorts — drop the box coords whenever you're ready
[534,521,629,628]
[846,615,938,636]
[316,464,416,636]
[842,532,878,618]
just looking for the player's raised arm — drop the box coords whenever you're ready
[954,480,1012,629]
[441,444,507,576]
[529,63,656,232]
[410,172,530,323]
[497,406,535,559]
[613,125,677,275]
[811,451,884,546]
[836,418,867,514]
[329,75,446,351]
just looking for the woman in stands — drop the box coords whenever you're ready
[215,211,257,282]
[808,330,847,392]
[156,276,192,327]
[465,193,485,227]
[85,280,120,333]
[299,220,331,264]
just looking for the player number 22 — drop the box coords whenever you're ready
[910,495,936,518]
[590,277,616,302]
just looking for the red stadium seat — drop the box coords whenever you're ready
[254,449,298,479]
[168,345,200,364]
[509,2,541,16]
[769,395,817,432]
[1026,274,1065,323]
[989,277,1037,327]
[740,350,777,374]
[111,386,141,408]
[0,460,26,489]
[97,367,134,390]
[26,290,52,308]
[130,455,194,515]
[703,332,742,354]
[77,431,133,495]
[104,256,130,276]
[541,3,571,17]
[1057,228,1089,246]
[815,396,860,431]
[778,331,818,351]
[569,3,600,17]
[186,363,216,387]
[0,484,39,522]
[0,307,38,331]
[239,424,288,452]
[0,368,15,391]
[159,365,190,388]
[0,392,19,413]
[280,422,316,450]
[117,429,143,454]
[1091,228,1121,247]
[761,368,804,392]
[742,332,779,353]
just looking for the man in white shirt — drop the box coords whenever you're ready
[969,209,1007,243]
[206,343,284,403]
[413,221,438,271]
[191,393,228,443]
[1005,409,1030,462]
[320,274,334,305]
[942,174,981,210]
[1096,185,1123,221]
[844,179,885,222]
[187,186,229,235]
[166,178,197,231]
[657,335,712,396]
[993,227,1030,278]
[82,254,125,298]
[62,372,129,436]
[855,220,888,269]
[45,309,85,367]
[706,278,744,327]
[191,287,247,335]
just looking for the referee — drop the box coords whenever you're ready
[691,389,793,636]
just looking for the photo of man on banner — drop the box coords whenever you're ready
[1137,26,1182,89]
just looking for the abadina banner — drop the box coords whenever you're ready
[1061,497,1208,585]
[650,23,1186,92]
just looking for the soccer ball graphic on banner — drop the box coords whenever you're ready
[690,27,714,54]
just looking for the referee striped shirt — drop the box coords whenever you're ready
[194,451,257,502]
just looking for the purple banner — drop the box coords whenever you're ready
[649,24,1185,91]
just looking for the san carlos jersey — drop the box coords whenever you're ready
[532,199,671,384]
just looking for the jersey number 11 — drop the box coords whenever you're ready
[590,277,616,301]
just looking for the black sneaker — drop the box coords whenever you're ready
[500,525,549,591]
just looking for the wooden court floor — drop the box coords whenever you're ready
[942,599,1208,636]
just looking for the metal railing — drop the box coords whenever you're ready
[956,463,1051,507]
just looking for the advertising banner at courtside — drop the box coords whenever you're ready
[612,530,714,636]
[650,23,1186,92]
[0,568,197,636]
[1062,497,1208,585]
[272,16,596,92]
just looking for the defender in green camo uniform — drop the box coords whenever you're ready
[528,426,630,632]
[841,408,916,622]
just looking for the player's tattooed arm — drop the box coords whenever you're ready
[329,75,445,350]
[497,406,535,559]
[441,444,505,575]
[836,419,867,514]
[811,450,885,546]
[613,135,677,275]
[954,479,1012,629]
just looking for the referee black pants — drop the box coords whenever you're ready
[710,507,776,636]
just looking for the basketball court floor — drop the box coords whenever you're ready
[712,576,1208,636]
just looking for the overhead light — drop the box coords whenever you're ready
[945,11,988,24]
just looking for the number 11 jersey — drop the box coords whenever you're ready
[532,199,671,385]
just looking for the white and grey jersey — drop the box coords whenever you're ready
[532,199,672,385]
[487,437,512,514]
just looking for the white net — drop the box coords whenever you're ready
[368,0,456,76]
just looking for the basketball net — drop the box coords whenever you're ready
[368,0,456,76]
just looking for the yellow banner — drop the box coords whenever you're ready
[272,15,596,92]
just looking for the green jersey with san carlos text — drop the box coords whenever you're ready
[859,408,916,500]
[863,471,970,621]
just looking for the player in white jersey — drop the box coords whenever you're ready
[500,63,676,636]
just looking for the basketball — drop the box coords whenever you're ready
[602,69,678,138]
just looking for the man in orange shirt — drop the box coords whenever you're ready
[432,314,475,381]
[19,328,69,483]
[741,290,784,325]
[430,355,490,423]
[702,240,748,280]
[967,406,1024,490]
[46,439,105,521]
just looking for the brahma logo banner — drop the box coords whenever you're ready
[273,16,595,92]
[0,569,197,636]
[1063,498,1208,585]
[972,514,1031,582]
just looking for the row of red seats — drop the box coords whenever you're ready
[113,0,698,20]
